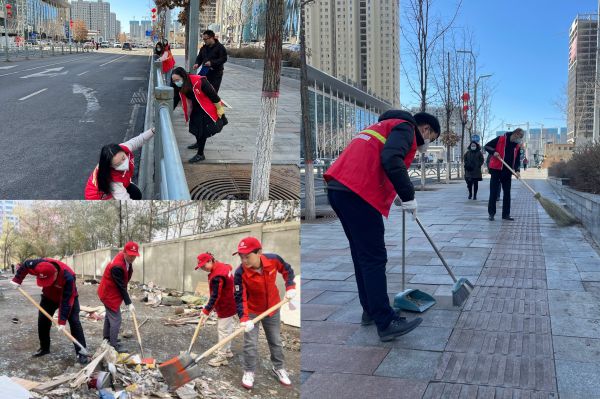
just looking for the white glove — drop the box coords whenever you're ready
[128,304,135,312]
[401,199,418,220]
[10,281,20,289]
[57,325,65,332]
[241,320,254,332]
[285,289,296,300]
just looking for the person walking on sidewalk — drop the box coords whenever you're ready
[233,237,296,390]
[84,128,155,200]
[171,67,227,163]
[192,30,227,92]
[323,110,440,341]
[523,157,529,171]
[195,252,236,367]
[484,128,524,221]
[463,141,484,200]
[97,242,140,351]
[10,258,89,364]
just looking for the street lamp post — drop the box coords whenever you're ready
[2,0,10,61]
[475,73,492,136]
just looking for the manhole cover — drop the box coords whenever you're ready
[188,165,300,200]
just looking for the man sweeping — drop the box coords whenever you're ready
[323,110,441,341]
[98,241,139,351]
[233,237,296,390]
[195,252,237,367]
[10,258,89,364]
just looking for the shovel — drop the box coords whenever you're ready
[17,287,90,356]
[394,210,436,312]
[159,297,291,388]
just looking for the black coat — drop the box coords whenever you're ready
[463,148,484,181]
[173,79,221,138]
[195,40,228,74]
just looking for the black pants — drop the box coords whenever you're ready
[206,71,223,93]
[196,136,208,155]
[39,295,86,355]
[126,183,142,200]
[327,189,396,331]
[488,171,512,218]
[467,180,479,197]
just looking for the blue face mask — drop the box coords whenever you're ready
[513,138,523,144]
[174,80,183,88]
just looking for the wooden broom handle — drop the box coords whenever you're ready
[496,156,537,195]
[197,297,291,361]
[188,315,207,353]
[18,287,87,353]
[131,310,144,357]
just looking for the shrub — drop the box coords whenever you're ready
[548,160,568,179]
[566,142,600,194]
[227,47,300,68]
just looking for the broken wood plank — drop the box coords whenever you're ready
[10,377,40,390]
[33,373,77,392]
[70,349,109,388]
[80,305,105,313]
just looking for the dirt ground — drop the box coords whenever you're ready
[0,272,300,398]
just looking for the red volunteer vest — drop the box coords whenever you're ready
[180,75,219,123]
[84,145,135,200]
[324,119,418,217]
[489,135,521,171]
[208,262,236,318]
[98,252,132,311]
[161,47,176,73]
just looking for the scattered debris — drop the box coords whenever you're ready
[180,295,204,306]
[174,306,185,315]
[11,317,19,324]
[161,296,184,307]
[0,375,31,399]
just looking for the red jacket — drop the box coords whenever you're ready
[489,134,521,171]
[161,46,176,73]
[179,74,219,123]
[84,145,135,200]
[234,253,295,322]
[324,118,417,217]
[203,262,236,318]
[98,251,133,312]
[13,258,78,325]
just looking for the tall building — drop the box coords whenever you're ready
[70,0,113,41]
[108,11,116,40]
[129,20,140,41]
[0,201,19,235]
[305,0,400,106]
[200,0,218,32]
[2,0,71,41]
[116,19,120,37]
[141,19,151,40]
[567,14,598,145]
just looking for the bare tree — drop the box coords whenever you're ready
[451,30,475,159]
[250,0,285,200]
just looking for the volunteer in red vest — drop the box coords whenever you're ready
[84,128,155,200]
[484,128,524,221]
[155,40,175,74]
[195,252,237,367]
[171,66,226,163]
[10,258,89,364]
[323,110,440,342]
[98,241,139,351]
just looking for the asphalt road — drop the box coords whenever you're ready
[0,50,150,199]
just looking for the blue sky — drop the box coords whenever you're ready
[399,0,598,131]
[108,0,158,33]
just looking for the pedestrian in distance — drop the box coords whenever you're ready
[195,252,236,367]
[97,241,140,352]
[323,110,441,342]
[523,157,529,171]
[11,258,89,364]
[11,263,14,274]
[171,66,227,163]
[484,128,524,221]
[463,141,484,200]
[192,30,227,92]
[84,128,155,200]
[233,237,296,390]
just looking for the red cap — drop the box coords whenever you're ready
[195,253,214,270]
[36,262,57,288]
[233,237,262,255]
[124,241,140,257]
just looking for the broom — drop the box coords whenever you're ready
[497,157,578,226]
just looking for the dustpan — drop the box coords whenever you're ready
[394,210,436,312]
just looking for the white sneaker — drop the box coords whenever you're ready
[242,371,254,389]
[272,367,292,386]
[208,354,229,367]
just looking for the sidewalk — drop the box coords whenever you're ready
[300,172,600,398]
[171,56,300,199]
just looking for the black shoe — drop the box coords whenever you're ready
[496,197,501,201]
[468,194,472,199]
[473,195,477,200]
[189,154,205,163]
[488,215,494,221]
[378,318,423,342]
[187,143,199,150]
[33,348,50,358]
[361,310,405,326]
[502,216,515,221]
[77,354,89,365]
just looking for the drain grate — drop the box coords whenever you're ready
[188,165,300,200]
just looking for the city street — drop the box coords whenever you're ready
[0,50,150,199]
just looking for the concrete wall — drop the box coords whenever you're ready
[64,222,300,294]
[228,57,300,80]
[548,178,600,245]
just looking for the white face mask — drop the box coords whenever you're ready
[418,139,430,153]
[114,156,129,171]
[470,145,477,150]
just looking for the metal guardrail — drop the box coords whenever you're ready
[145,59,190,200]
[301,162,463,182]
[2,44,93,62]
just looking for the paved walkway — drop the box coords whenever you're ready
[300,170,600,398]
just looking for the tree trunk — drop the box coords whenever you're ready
[185,5,190,67]
[300,2,316,220]
[250,0,284,200]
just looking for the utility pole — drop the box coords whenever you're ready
[188,0,199,72]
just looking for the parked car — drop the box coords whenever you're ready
[122,42,132,51]
[114,42,121,48]
[100,41,110,48]
[83,41,94,48]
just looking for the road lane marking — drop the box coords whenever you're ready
[0,65,17,70]
[99,55,127,67]
[18,88,47,101]
[0,55,113,77]
[73,84,100,123]
[20,67,68,79]
[78,70,89,76]
[123,77,145,80]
